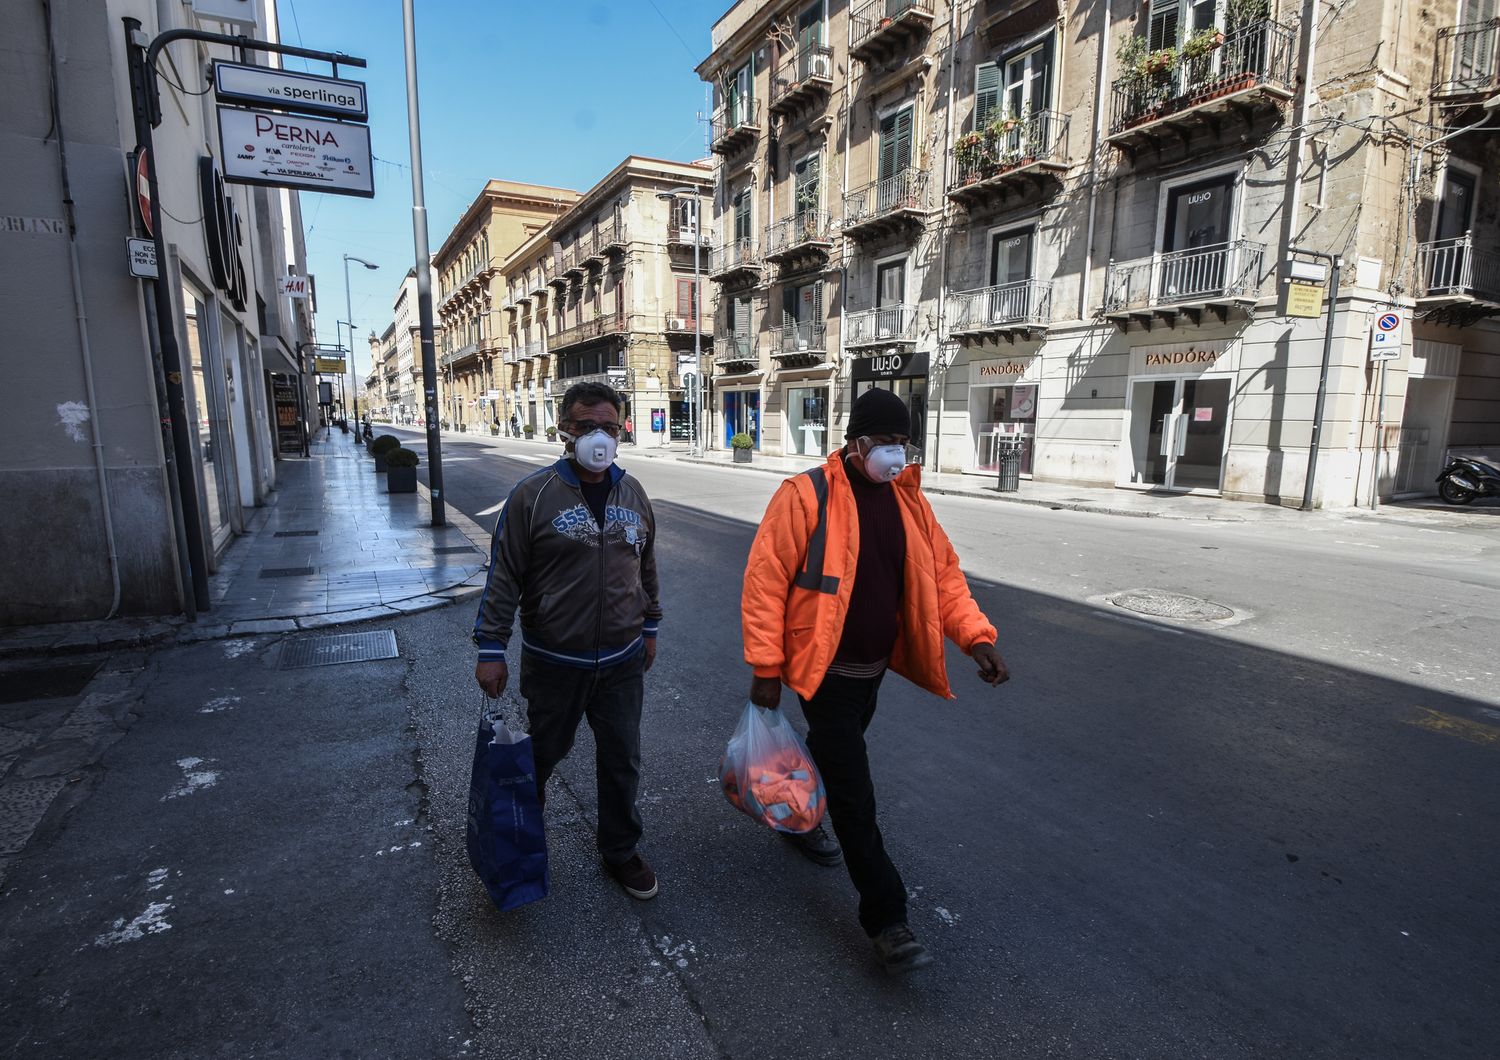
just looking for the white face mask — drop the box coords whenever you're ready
[565,430,617,473]
[859,441,908,482]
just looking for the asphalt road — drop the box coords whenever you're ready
[391,429,1500,1060]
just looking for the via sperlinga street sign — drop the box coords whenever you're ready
[213,62,368,121]
[216,106,373,198]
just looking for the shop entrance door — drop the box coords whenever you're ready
[1126,376,1231,491]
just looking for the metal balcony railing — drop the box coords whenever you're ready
[715,331,756,368]
[1103,240,1265,313]
[1418,234,1500,301]
[774,321,828,356]
[850,0,934,57]
[844,304,917,346]
[441,341,480,368]
[710,238,762,277]
[668,215,710,246]
[711,99,762,151]
[1434,19,1500,97]
[843,169,928,230]
[1109,20,1296,134]
[549,315,625,351]
[770,44,835,110]
[949,110,1070,190]
[765,211,833,257]
[948,281,1053,334]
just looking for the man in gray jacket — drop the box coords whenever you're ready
[474,381,662,899]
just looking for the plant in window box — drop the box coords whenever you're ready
[1182,28,1225,62]
[730,431,754,462]
[954,130,988,180]
[384,446,420,494]
[1142,47,1177,77]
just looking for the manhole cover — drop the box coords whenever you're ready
[433,545,480,555]
[279,630,399,669]
[273,530,320,538]
[0,661,103,705]
[1109,589,1234,622]
[260,566,316,578]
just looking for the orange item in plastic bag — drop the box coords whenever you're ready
[718,702,826,834]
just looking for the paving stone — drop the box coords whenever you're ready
[0,777,67,855]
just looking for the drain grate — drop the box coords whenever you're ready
[260,566,316,578]
[273,530,320,538]
[0,661,103,705]
[279,630,399,670]
[1109,589,1234,622]
[433,545,480,555]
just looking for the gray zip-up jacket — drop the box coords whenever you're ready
[473,458,661,668]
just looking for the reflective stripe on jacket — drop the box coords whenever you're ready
[741,450,997,700]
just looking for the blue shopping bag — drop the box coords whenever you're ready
[465,698,549,911]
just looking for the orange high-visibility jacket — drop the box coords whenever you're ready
[742,451,998,701]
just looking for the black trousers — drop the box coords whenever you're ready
[799,671,907,937]
[518,650,645,867]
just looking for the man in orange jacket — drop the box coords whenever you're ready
[742,387,1008,974]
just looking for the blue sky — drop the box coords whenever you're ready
[279,0,716,376]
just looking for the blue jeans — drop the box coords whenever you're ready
[518,649,645,866]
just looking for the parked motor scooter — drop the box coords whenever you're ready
[1436,455,1500,505]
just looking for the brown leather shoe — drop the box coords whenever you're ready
[605,854,658,900]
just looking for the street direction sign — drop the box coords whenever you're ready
[126,237,158,278]
[1370,310,1403,361]
[216,106,374,198]
[134,148,152,237]
[213,61,368,121]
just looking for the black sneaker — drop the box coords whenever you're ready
[872,923,934,974]
[605,854,658,900]
[781,822,843,867]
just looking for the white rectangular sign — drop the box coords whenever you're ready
[126,237,158,279]
[214,62,368,121]
[216,106,374,198]
[1370,309,1403,361]
[191,0,258,27]
[277,275,310,298]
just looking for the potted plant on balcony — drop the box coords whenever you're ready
[730,432,754,463]
[369,433,400,472]
[1226,0,1269,31]
[385,446,420,494]
[954,130,987,181]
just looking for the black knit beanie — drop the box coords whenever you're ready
[845,386,911,440]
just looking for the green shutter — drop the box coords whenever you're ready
[975,62,1000,130]
[1148,0,1181,51]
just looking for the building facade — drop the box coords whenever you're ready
[1,0,318,625]
[697,0,1500,507]
[498,157,715,445]
[433,181,577,434]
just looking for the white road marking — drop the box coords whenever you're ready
[94,900,173,947]
[162,757,220,800]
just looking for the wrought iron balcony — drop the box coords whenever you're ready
[1107,20,1296,154]
[667,215,711,249]
[711,99,762,156]
[1417,234,1500,315]
[764,211,834,266]
[709,238,763,283]
[772,321,828,365]
[770,45,835,117]
[714,331,758,373]
[529,263,550,297]
[948,110,1070,209]
[1102,240,1265,325]
[562,245,586,279]
[511,339,545,363]
[440,341,480,368]
[947,280,1053,340]
[599,219,628,256]
[844,304,917,348]
[842,169,929,243]
[549,315,625,353]
[1434,19,1500,109]
[849,0,935,65]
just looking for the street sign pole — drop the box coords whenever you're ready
[403,0,445,527]
[1295,249,1341,512]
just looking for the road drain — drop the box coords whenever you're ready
[1108,589,1235,622]
[279,630,399,669]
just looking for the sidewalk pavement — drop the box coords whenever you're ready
[0,430,491,661]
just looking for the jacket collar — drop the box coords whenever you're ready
[553,457,625,488]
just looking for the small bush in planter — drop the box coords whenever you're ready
[730,432,754,462]
[523,423,535,438]
[545,426,558,441]
[385,447,420,493]
[370,433,401,471]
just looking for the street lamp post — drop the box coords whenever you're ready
[658,186,704,457]
[343,254,379,443]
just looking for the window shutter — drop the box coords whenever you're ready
[975,63,1000,129]
[812,281,824,322]
[677,279,694,317]
[1148,0,1181,51]
[895,107,913,171]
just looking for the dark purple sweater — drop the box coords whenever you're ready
[832,465,905,667]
